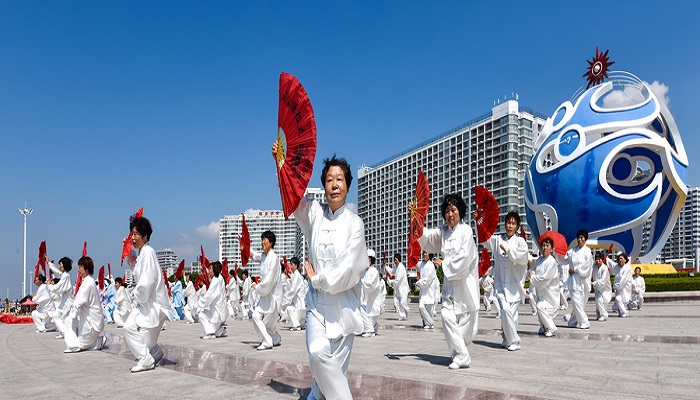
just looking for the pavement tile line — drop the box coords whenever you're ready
[101,332,548,400]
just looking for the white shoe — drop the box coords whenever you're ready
[289,327,302,331]
[54,334,64,340]
[562,314,571,322]
[579,323,590,329]
[94,336,106,350]
[544,330,556,337]
[63,347,81,354]
[35,329,46,333]
[361,332,375,338]
[507,343,521,351]
[598,317,607,322]
[201,334,216,340]
[130,363,155,373]
[448,361,469,369]
[256,344,272,351]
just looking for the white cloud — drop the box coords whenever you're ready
[646,80,670,108]
[196,221,220,239]
[601,80,671,109]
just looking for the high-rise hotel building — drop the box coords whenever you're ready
[357,100,547,261]
[658,186,700,271]
[218,188,326,277]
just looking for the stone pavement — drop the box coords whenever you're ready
[2,298,699,400]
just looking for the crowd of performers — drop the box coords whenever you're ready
[27,148,647,399]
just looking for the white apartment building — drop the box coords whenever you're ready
[659,186,700,271]
[357,100,547,263]
[156,248,179,276]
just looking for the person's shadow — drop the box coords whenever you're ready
[384,352,451,366]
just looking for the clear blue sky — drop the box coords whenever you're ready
[1,1,698,299]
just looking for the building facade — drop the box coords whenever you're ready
[357,100,547,264]
[658,186,700,271]
[156,248,179,276]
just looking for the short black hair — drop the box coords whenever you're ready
[59,257,72,272]
[393,253,401,263]
[576,229,589,240]
[441,193,467,221]
[210,261,222,278]
[320,155,353,189]
[37,274,46,284]
[261,230,276,247]
[78,256,95,275]
[594,252,604,260]
[290,257,301,268]
[115,277,123,285]
[241,269,249,278]
[130,216,153,241]
[505,211,521,227]
[541,237,554,248]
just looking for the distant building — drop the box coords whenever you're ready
[156,248,178,276]
[357,100,547,265]
[658,186,700,271]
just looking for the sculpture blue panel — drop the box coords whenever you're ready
[525,71,688,261]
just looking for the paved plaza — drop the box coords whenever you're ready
[2,297,699,400]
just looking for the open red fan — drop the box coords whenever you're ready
[107,263,111,280]
[475,186,499,242]
[98,266,105,291]
[538,231,568,256]
[407,170,430,269]
[175,259,185,281]
[34,262,40,281]
[162,268,171,297]
[38,241,47,276]
[200,246,211,289]
[222,258,230,284]
[82,241,88,257]
[479,247,491,276]
[240,214,251,266]
[276,72,317,219]
[283,256,292,277]
[75,242,88,296]
[121,207,143,265]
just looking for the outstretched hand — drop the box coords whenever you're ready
[304,261,316,280]
[271,141,279,161]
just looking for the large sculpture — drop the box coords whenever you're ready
[525,49,688,262]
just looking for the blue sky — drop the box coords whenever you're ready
[1,1,698,299]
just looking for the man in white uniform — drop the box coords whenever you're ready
[563,230,593,329]
[529,238,560,337]
[387,254,410,321]
[46,256,74,339]
[197,261,229,339]
[629,266,646,310]
[250,230,283,350]
[63,256,105,353]
[592,253,612,321]
[360,249,385,337]
[415,251,437,329]
[478,211,529,351]
[285,257,307,331]
[123,215,172,372]
[113,277,132,327]
[31,274,55,333]
[420,193,479,369]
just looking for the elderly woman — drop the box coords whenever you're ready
[607,252,633,318]
[529,237,560,337]
[197,261,229,339]
[419,193,479,369]
[274,142,368,400]
[113,277,132,328]
[63,256,105,353]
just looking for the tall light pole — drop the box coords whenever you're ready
[18,205,33,297]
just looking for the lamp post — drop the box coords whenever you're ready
[18,205,33,297]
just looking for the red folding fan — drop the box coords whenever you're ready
[98,266,105,291]
[200,246,211,289]
[222,258,230,284]
[240,214,251,267]
[121,207,143,265]
[474,186,499,242]
[478,247,491,277]
[175,259,185,281]
[538,231,568,256]
[276,72,317,219]
[408,170,430,269]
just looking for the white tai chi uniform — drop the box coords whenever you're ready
[285,269,307,329]
[226,275,242,317]
[431,271,440,315]
[479,274,500,315]
[241,276,253,319]
[182,280,199,323]
[481,233,529,349]
[64,275,105,351]
[629,275,646,310]
[360,264,385,335]
[294,197,368,400]
[592,263,612,321]
[113,285,132,327]
[47,263,73,335]
[124,243,173,370]
[197,274,229,336]
[415,259,437,328]
[31,282,55,332]
[387,262,410,320]
[530,255,560,334]
[607,258,632,317]
[558,261,570,310]
[565,245,593,329]
[419,222,479,368]
[251,249,283,349]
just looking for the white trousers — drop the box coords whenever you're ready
[498,297,521,346]
[614,293,628,317]
[286,304,305,329]
[63,317,101,351]
[183,304,198,323]
[559,284,569,308]
[536,300,558,331]
[252,309,281,348]
[595,292,611,320]
[419,301,435,327]
[32,309,54,332]
[359,306,379,334]
[198,310,225,335]
[441,306,476,367]
[306,314,354,400]
[113,307,130,328]
[51,308,70,335]
[124,310,167,365]
[394,293,409,319]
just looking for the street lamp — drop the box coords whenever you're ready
[18,205,33,297]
